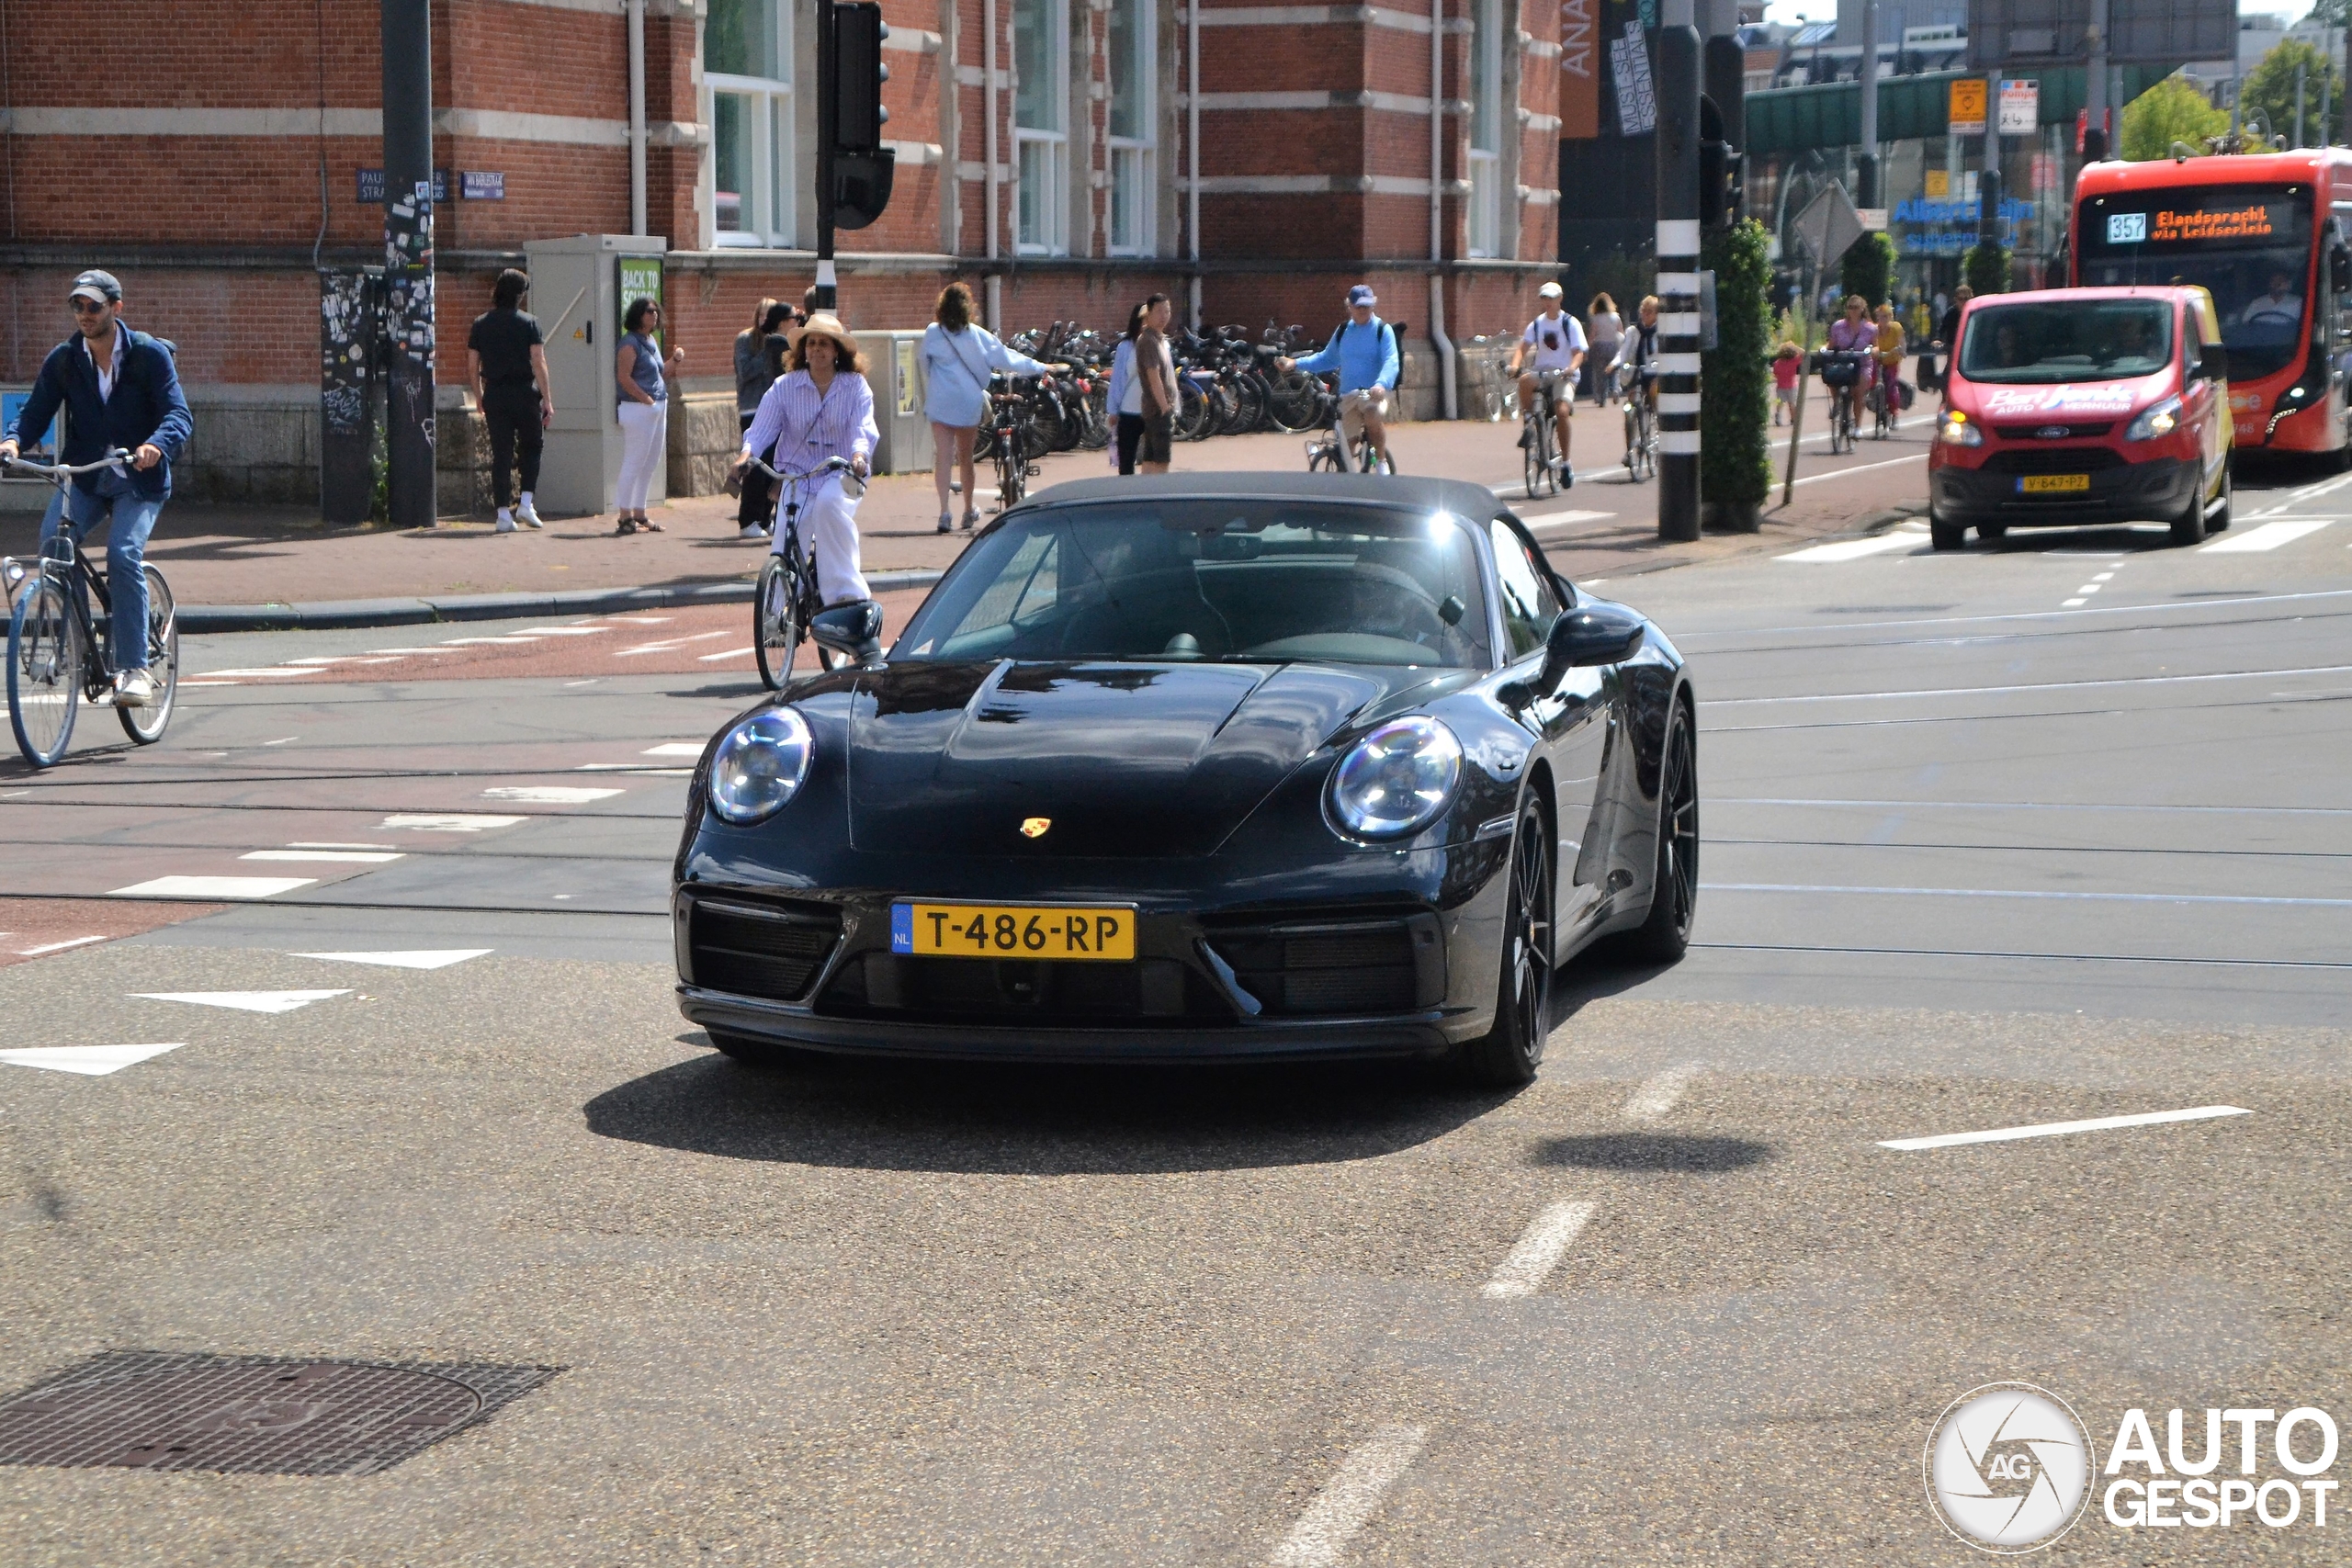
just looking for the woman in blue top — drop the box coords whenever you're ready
[615,296,684,535]
[922,282,1051,532]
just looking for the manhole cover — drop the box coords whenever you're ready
[0,1352,560,1476]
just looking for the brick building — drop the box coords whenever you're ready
[0,0,1563,510]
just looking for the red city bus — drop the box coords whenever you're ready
[2074,151,2352,463]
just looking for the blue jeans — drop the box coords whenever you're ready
[42,485,164,671]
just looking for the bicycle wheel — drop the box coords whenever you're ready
[1524,415,1554,499]
[116,566,177,745]
[999,446,1027,511]
[1266,369,1325,434]
[753,553,799,691]
[8,577,80,767]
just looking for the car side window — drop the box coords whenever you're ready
[1489,518,1563,660]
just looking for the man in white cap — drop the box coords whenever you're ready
[1278,284,1401,472]
[0,269,191,706]
[1508,281,1587,486]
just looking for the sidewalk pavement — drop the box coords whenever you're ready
[0,414,1928,630]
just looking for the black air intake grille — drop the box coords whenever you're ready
[1203,912,1444,1017]
[1982,447,2126,475]
[688,897,842,1002]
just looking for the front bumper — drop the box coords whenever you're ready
[1930,454,2197,528]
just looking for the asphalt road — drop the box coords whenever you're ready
[2,459,2348,1564]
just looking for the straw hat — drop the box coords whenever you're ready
[797,311,854,356]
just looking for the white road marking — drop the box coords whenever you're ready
[2072,583,2101,594]
[379,813,529,832]
[107,874,317,899]
[616,629,733,656]
[515,626,611,635]
[1880,1104,2253,1152]
[176,681,239,688]
[193,667,317,679]
[1268,1425,1429,1568]
[697,645,758,661]
[2201,519,2331,552]
[284,658,350,666]
[1623,1064,1702,1124]
[1518,508,1614,526]
[132,989,350,1015]
[364,647,449,655]
[643,742,706,756]
[608,616,673,624]
[0,1043,182,1077]
[239,849,403,864]
[288,841,399,851]
[1790,452,1928,487]
[1705,882,2352,908]
[481,785,624,804]
[2092,570,2116,581]
[2061,597,2088,607]
[263,736,301,744]
[17,935,107,955]
[291,949,492,970]
[563,679,601,687]
[574,764,694,774]
[1479,1201,1599,1300]
[1779,530,1923,563]
[1707,662,2352,706]
[440,636,540,646]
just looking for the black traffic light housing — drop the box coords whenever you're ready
[829,1,895,230]
[1697,94,1737,231]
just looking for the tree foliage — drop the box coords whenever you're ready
[1838,231,1898,310]
[2241,40,2345,146]
[2120,75,2229,162]
[1701,218,1773,510]
[1962,243,2011,298]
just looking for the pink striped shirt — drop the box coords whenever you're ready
[741,368,880,477]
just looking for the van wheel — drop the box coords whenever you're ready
[2205,460,2233,532]
[1928,507,1966,550]
[2169,472,2209,547]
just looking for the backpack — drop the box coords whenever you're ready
[1324,318,1398,382]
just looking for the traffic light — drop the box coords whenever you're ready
[1697,95,1737,230]
[831,1,895,229]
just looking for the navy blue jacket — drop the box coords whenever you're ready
[10,324,193,500]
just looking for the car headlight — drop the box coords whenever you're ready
[1938,412,1983,446]
[2125,395,2183,442]
[1326,716,1464,840]
[707,708,813,824]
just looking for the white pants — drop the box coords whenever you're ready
[779,477,871,605]
[616,400,667,511]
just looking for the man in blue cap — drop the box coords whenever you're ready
[1280,283,1402,473]
[0,269,191,707]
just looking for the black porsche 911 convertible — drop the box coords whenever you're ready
[673,472,1696,1086]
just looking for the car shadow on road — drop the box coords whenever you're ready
[583,1043,1511,1174]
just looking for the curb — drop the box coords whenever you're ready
[177,568,945,634]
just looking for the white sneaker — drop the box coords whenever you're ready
[115,669,155,707]
[740,523,770,540]
[495,510,516,534]
[515,497,544,529]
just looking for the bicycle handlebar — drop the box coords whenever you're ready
[745,452,866,496]
[1,446,132,479]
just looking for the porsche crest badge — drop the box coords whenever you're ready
[1020,817,1052,838]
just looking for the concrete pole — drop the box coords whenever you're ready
[380,0,436,530]
[1429,0,1454,420]
[2297,61,2307,147]
[817,0,839,310]
[1977,77,2002,264]
[1656,0,1702,541]
[628,0,648,235]
[2084,0,2109,162]
[985,0,1001,330]
[1188,0,1202,330]
[1856,0,1879,208]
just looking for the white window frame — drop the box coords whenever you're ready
[1106,0,1156,255]
[1465,0,1503,259]
[1013,0,1071,256]
[707,0,795,248]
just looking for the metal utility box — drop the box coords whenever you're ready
[855,330,933,475]
[524,233,668,516]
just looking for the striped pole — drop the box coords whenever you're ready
[1656,0,1702,541]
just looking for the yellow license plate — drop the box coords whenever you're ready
[2018,473,2091,494]
[890,901,1136,961]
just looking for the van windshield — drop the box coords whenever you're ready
[1958,299,2174,384]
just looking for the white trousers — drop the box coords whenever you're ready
[616,400,667,511]
[779,477,871,605]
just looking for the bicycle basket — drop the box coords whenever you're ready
[1818,355,1861,389]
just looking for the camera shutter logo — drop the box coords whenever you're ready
[1924,1382,2095,1552]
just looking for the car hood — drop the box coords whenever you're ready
[846,660,1400,856]
[1953,370,2176,423]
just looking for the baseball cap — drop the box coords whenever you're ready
[1346,285,1377,308]
[68,269,121,305]
[1537,281,1563,299]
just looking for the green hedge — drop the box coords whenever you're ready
[1962,243,2013,297]
[1701,218,1774,509]
[1839,232,1898,310]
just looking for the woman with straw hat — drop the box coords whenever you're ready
[731,311,881,609]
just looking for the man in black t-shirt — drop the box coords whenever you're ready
[467,268,554,531]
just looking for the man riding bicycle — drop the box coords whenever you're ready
[1611,296,1660,400]
[0,270,190,707]
[1278,284,1401,472]
[729,311,879,609]
[1508,281,1587,486]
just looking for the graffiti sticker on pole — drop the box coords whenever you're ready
[1949,78,1988,136]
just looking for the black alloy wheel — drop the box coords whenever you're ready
[1456,798,1554,1089]
[1627,703,1699,962]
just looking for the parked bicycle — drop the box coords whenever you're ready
[3,450,180,767]
[1617,364,1657,483]
[749,455,863,691]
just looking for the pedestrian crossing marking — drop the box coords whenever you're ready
[379,814,528,832]
[240,850,404,864]
[290,950,492,970]
[132,989,351,1014]
[107,875,317,899]
[1778,527,1926,563]
[0,1043,183,1077]
[2200,519,2331,553]
[481,786,625,804]
[642,742,706,756]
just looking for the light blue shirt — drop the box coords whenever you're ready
[1292,315,1400,394]
[921,322,1049,428]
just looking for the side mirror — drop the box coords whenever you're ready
[2332,246,2351,296]
[1527,606,1645,694]
[2195,344,2229,382]
[809,600,884,663]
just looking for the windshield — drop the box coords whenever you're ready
[1959,299,2174,384]
[892,500,1498,668]
[2075,183,2312,380]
